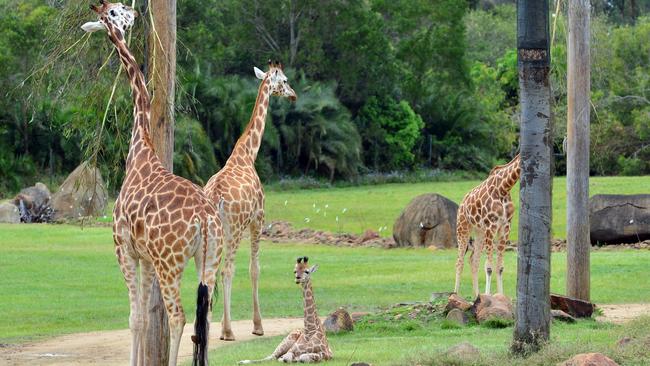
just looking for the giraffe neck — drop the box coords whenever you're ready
[494,155,521,195]
[105,20,156,172]
[230,77,271,163]
[301,281,320,333]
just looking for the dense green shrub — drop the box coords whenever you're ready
[356,97,424,170]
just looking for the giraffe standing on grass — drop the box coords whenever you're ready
[82,2,223,365]
[454,154,521,298]
[204,60,297,341]
[238,257,332,364]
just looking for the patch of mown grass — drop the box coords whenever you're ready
[203,309,650,366]
[265,176,650,239]
[1,223,650,343]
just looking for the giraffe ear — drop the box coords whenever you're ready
[254,67,266,80]
[308,264,318,274]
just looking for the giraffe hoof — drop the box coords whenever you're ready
[252,329,264,336]
[220,333,236,341]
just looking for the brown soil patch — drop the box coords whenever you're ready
[597,304,650,324]
[0,318,302,366]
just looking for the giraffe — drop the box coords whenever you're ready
[238,257,332,364]
[204,60,297,341]
[454,154,521,298]
[82,2,223,365]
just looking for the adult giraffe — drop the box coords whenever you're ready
[454,154,521,298]
[82,2,223,365]
[204,60,297,340]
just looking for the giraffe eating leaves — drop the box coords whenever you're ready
[454,154,521,298]
[204,60,297,341]
[238,257,332,364]
[82,2,223,366]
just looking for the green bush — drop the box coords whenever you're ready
[356,96,424,171]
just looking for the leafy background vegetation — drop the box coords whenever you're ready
[1,0,650,197]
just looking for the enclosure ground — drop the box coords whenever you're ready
[0,318,303,366]
[0,305,643,366]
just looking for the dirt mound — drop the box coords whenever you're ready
[261,221,396,248]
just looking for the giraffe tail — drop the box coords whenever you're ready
[238,356,274,364]
[192,282,210,366]
[193,216,212,366]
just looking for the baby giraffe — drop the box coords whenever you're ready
[239,257,332,364]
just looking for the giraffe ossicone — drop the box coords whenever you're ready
[238,257,332,364]
[204,60,296,341]
[454,154,521,298]
[82,2,223,366]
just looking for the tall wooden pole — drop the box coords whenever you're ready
[566,0,591,301]
[512,0,553,355]
[144,0,176,364]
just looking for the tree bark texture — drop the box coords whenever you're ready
[144,0,176,364]
[566,0,591,302]
[512,0,553,355]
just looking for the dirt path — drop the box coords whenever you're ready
[1,304,647,365]
[0,318,303,366]
[596,303,650,324]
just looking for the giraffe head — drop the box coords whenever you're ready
[294,256,318,284]
[254,60,297,102]
[81,0,138,37]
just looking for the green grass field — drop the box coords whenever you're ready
[2,223,650,344]
[1,177,649,365]
[264,176,650,240]
[204,316,650,366]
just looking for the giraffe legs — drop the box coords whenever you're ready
[137,260,156,366]
[115,245,142,366]
[250,210,264,336]
[496,222,510,294]
[483,229,495,295]
[470,230,485,298]
[220,242,237,341]
[297,353,324,363]
[454,215,470,294]
[154,267,187,366]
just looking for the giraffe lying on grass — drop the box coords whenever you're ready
[454,154,521,298]
[239,257,332,364]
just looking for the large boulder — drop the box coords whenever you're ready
[51,162,108,221]
[558,353,619,366]
[551,294,595,318]
[471,293,514,324]
[590,194,650,244]
[323,308,354,333]
[13,182,53,222]
[392,193,458,248]
[0,202,20,223]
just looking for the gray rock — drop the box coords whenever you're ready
[446,308,468,326]
[445,342,480,361]
[431,291,453,302]
[51,162,108,221]
[551,309,576,323]
[392,193,458,248]
[13,182,53,222]
[322,308,353,333]
[0,202,20,223]
[590,194,650,244]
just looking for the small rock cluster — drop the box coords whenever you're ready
[0,162,108,224]
[444,293,514,326]
[261,221,395,248]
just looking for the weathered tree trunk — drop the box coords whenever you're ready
[512,0,553,355]
[144,0,176,364]
[566,0,591,302]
